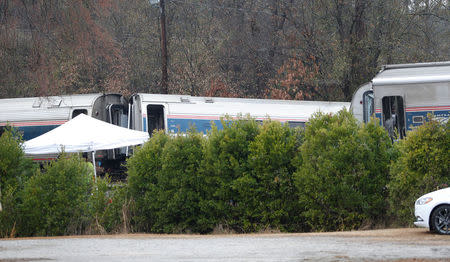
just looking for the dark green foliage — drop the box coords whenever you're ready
[0,127,33,187]
[243,121,305,232]
[389,119,449,225]
[202,116,261,232]
[127,130,212,233]
[154,131,211,233]
[4,112,437,237]
[89,176,130,234]
[20,154,93,236]
[295,111,393,231]
[127,131,169,232]
[0,127,36,237]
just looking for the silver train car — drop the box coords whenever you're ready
[129,93,350,135]
[351,61,450,140]
[0,93,128,172]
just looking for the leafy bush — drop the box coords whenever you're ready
[20,154,94,236]
[89,176,131,234]
[389,119,449,225]
[152,131,211,233]
[127,131,169,232]
[295,110,393,231]
[0,127,34,187]
[127,130,213,233]
[201,116,260,232]
[238,121,304,232]
[0,127,36,237]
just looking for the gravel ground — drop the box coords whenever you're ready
[1,228,449,262]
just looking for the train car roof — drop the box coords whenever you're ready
[0,93,106,110]
[134,93,349,106]
[0,94,122,123]
[133,93,350,121]
[167,100,349,121]
[372,61,450,86]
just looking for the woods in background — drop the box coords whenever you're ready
[0,0,448,100]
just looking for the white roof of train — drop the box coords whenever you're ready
[0,93,104,123]
[372,61,450,86]
[135,93,350,121]
[0,93,104,109]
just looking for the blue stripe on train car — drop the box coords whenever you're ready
[167,118,224,133]
[375,113,382,125]
[376,111,449,131]
[406,110,449,130]
[17,125,60,140]
[143,117,147,133]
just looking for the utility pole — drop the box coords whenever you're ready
[159,0,168,94]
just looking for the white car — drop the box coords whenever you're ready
[414,187,450,234]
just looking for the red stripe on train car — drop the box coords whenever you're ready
[167,115,308,122]
[405,106,450,112]
[0,120,67,127]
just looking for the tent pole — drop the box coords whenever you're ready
[126,104,131,157]
[92,151,97,182]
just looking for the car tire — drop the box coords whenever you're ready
[430,204,450,235]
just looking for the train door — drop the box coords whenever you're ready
[107,104,128,157]
[363,91,374,123]
[382,96,406,140]
[147,105,165,135]
[350,82,372,123]
[129,95,142,131]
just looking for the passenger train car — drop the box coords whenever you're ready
[0,93,128,169]
[1,92,349,174]
[351,61,450,140]
[128,93,350,135]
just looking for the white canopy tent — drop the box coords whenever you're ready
[23,114,149,179]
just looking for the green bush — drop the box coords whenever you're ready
[127,131,169,232]
[389,119,449,225]
[152,131,211,233]
[0,127,36,237]
[127,130,213,233]
[295,110,393,231]
[89,176,130,234]
[20,154,94,236]
[238,121,304,232]
[201,116,260,232]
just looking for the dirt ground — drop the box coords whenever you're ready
[2,228,449,262]
[6,227,449,243]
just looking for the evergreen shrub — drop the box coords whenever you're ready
[89,176,130,234]
[201,116,260,232]
[127,130,169,232]
[389,119,449,225]
[153,131,210,233]
[0,127,36,237]
[295,110,393,231]
[20,154,93,236]
[240,121,304,231]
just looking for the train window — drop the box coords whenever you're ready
[47,98,62,108]
[72,109,88,119]
[32,98,42,108]
[413,116,424,124]
[363,91,374,123]
[382,96,406,141]
[147,105,165,135]
[288,121,306,128]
